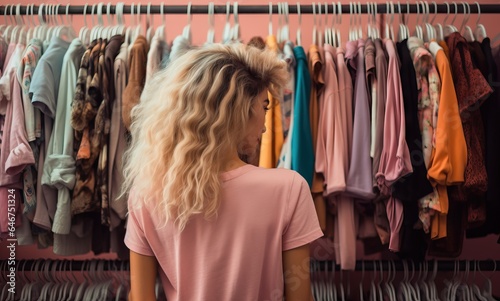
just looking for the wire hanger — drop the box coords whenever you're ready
[296,2,301,46]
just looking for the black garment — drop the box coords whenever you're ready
[467,38,500,238]
[393,41,433,261]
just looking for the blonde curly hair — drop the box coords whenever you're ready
[122,42,289,230]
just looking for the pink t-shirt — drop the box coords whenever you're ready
[124,164,323,301]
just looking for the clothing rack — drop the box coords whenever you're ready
[1,259,498,272]
[1,3,500,15]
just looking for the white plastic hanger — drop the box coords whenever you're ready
[414,2,424,40]
[0,4,9,37]
[153,2,166,41]
[132,3,143,42]
[431,1,444,41]
[206,2,215,44]
[277,2,282,43]
[424,1,437,41]
[222,2,232,42]
[349,2,354,41]
[182,2,192,43]
[281,2,290,42]
[268,2,273,37]
[331,2,338,46]
[324,3,331,45]
[232,2,240,41]
[88,3,98,42]
[444,2,459,36]
[78,4,90,45]
[296,2,302,46]
[367,2,372,39]
[146,2,155,43]
[112,2,125,37]
[397,2,407,41]
[335,2,342,46]
[357,2,363,40]
[474,2,487,42]
[55,4,76,42]
[317,3,323,46]
[312,3,318,45]
[462,2,475,42]
[3,5,14,43]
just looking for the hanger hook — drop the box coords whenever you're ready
[297,2,301,26]
[146,2,152,29]
[429,1,438,24]
[187,2,192,25]
[474,1,481,25]
[451,2,458,26]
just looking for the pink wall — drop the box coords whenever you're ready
[1,0,499,296]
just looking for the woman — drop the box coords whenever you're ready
[123,43,322,301]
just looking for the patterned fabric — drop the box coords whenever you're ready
[407,37,442,233]
[17,39,43,218]
[70,40,98,216]
[446,32,492,201]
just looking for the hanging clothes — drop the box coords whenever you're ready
[259,35,283,168]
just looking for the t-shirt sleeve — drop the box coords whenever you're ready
[29,61,56,118]
[282,173,323,251]
[124,196,155,256]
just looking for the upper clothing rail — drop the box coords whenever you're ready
[1,3,500,15]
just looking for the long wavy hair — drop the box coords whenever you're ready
[122,42,289,230]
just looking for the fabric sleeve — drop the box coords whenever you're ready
[29,61,56,118]
[282,174,323,251]
[124,195,155,256]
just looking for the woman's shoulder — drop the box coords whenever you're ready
[225,165,308,189]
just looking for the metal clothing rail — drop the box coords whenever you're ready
[0,259,498,272]
[1,3,500,15]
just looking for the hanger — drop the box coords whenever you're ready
[312,3,318,45]
[296,2,302,46]
[45,4,55,42]
[397,2,406,41]
[366,2,372,39]
[357,2,363,40]
[132,3,143,42]
[182,2,192,43]
[232,2,240,41]
[281,2,290,42]
[478,260,496,301]
[429,1,444,42]
[222,2,232,42]
[444,2,459,36]
[425,1,437,41]
[277,2,282,43]
[349,2,354,41]
[331,2,337,47]
[474,2,487,42]
[335,2,342,46]
[324,3,331,45]
[55,4,77,42]
[413,2,424,40]
[318,3,323,45]
[153,2,166,41]
[0,4,9,37]
[462,2,475,42]
[145,2,155,43]
[206,2,215,44]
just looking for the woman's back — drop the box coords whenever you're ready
[125,165,322,300]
